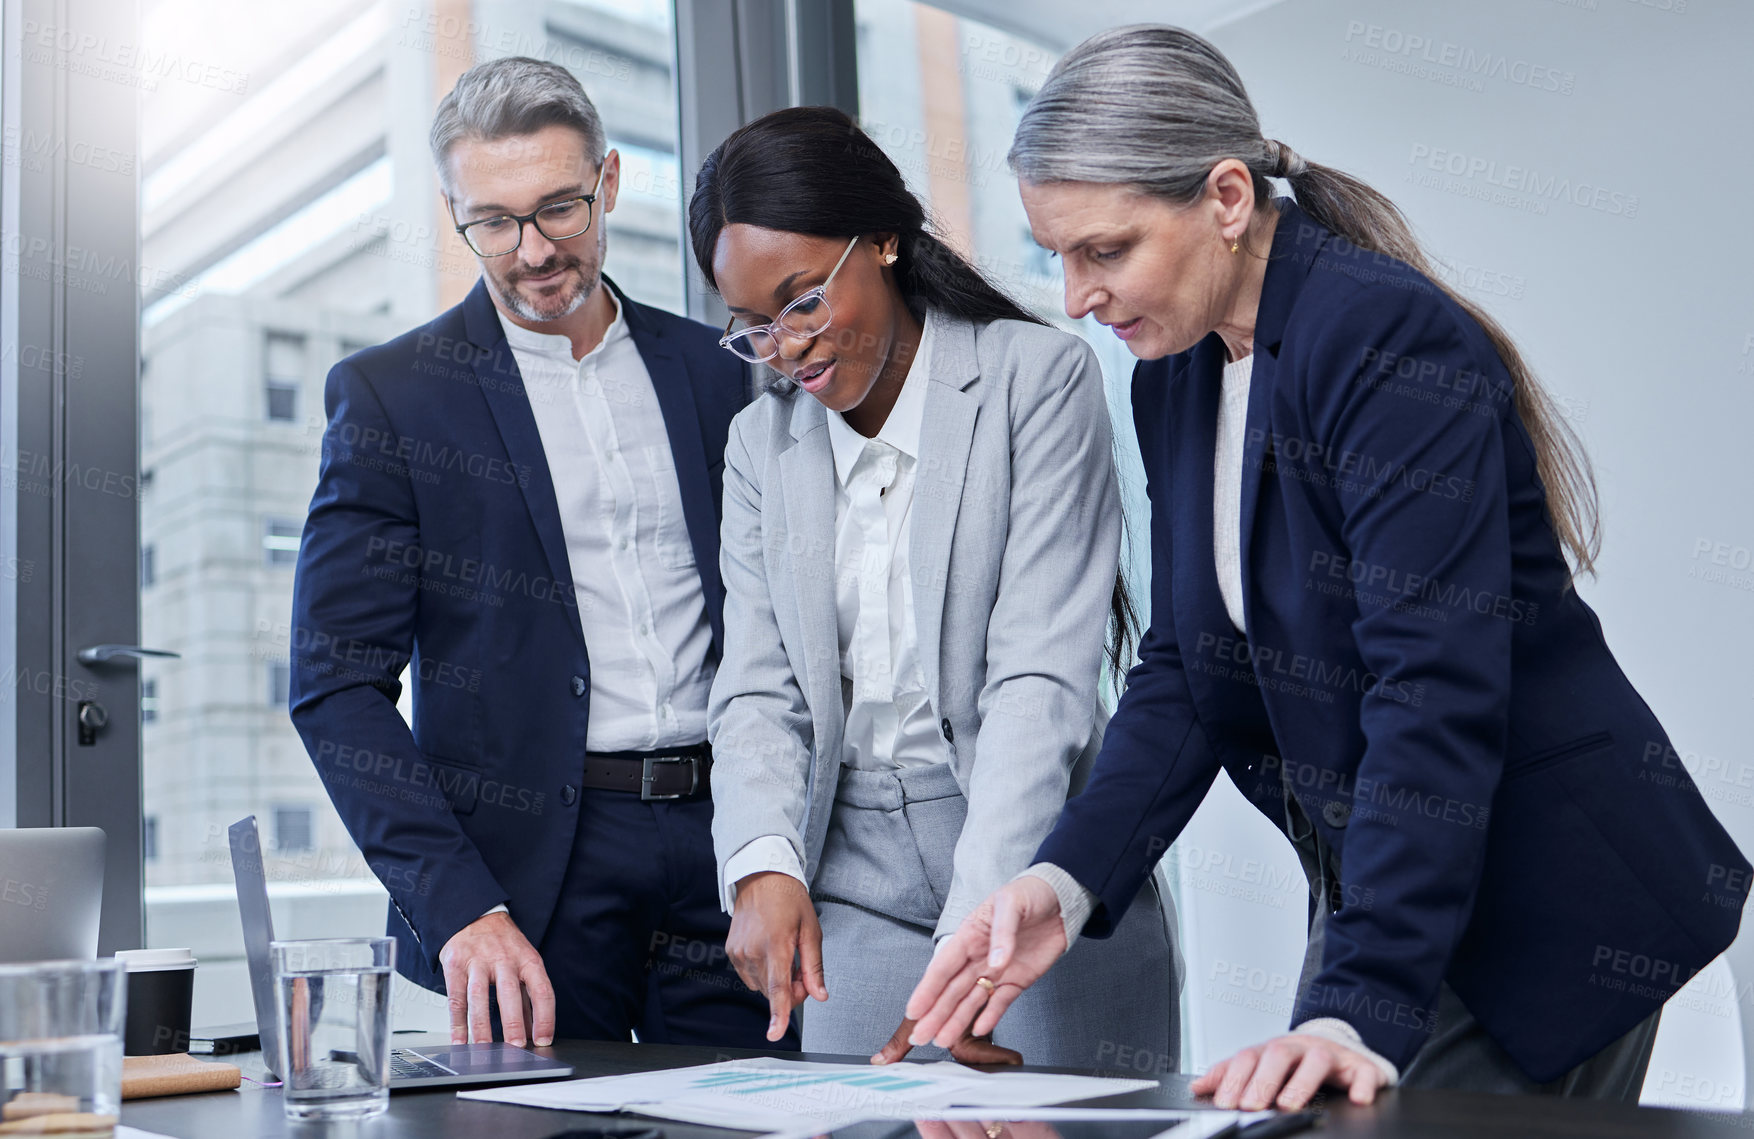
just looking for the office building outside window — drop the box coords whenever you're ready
[268,661,292,708]
[264,332,305,422]
[262,519,303,568]
[273,806,315,854]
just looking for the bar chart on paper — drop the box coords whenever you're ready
[459,1057,1161,1132]
[690,1068,937,1094]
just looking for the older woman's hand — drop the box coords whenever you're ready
[1192,1033,1386,1110]
[901,876,1068,1049]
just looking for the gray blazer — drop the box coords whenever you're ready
[707,313,1122,938]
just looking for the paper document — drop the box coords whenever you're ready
[458,1057,1161,1132]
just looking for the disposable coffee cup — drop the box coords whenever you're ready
[114,947,197,1056]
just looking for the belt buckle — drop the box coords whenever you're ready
[641,755,697,801]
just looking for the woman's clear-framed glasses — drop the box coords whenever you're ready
[450,164,606,258]
[719,236,860,363]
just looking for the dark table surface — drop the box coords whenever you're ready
[121,1033,1754,1139]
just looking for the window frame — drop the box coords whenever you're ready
[0,0,148,952]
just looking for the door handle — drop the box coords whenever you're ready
[76,644,181,667]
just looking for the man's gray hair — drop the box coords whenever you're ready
[430,56,607,193]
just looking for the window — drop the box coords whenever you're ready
[141,678,159,725]
[266,383,298,422]
[264,333,304,422]
[854,0,1062,322]
[262,518,301,568]
[140,545,156,588]
[273,806,314,854]
[267,660,292,707]
[143,817,159,863]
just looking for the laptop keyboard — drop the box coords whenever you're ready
[389,1050,457,1080]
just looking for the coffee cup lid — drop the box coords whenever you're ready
[113,947,197,972]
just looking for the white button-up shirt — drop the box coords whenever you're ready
[499,293,715,752]
[1213,351,1253,634]
[720,314,945,912]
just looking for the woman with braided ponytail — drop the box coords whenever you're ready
[906,23,1746,1110]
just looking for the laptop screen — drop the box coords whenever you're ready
[228,816,282,1080]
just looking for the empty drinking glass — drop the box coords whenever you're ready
[0,958,126,1137]
[271,937,395,1121]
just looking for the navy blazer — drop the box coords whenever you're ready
[289,277,749,991]
[1037,199,1749,1081]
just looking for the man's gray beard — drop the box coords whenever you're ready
[492,263,600,323]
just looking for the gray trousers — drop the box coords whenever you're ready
[1290,793,1658,1100]
[803,762,1183,1074]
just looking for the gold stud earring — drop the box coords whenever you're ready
[883,253,898,265]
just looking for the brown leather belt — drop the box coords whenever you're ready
[580,744,712,800]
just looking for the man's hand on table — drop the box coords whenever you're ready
[439,910,556,1048]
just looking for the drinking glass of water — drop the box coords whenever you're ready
[0,958,126,1136]
[271,937,395,1121]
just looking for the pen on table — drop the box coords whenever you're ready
[1226,1109,1322,1139]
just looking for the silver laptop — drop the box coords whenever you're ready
[0,827,105,963]
[227,816,572,1088]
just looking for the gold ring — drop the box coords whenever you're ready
[975,976,996,995]
[985,1124,1004,1139]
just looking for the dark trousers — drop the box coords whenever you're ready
[533,784,788,1048]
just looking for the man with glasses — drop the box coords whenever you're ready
[290,56,779,1052]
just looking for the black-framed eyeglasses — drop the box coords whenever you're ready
[719,236,860,364]
[450,164,606,258]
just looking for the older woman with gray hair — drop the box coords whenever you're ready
[903,23,1747,1112]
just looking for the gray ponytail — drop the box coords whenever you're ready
[1010,24,1599,577]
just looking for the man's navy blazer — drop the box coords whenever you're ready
[289,276,749,992]
[1036,198,1750,1081]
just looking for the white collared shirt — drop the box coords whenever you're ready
[1214,351,1253,633]
[499,291,715,752]
[825,313,941,774]
[720,313,943,912]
